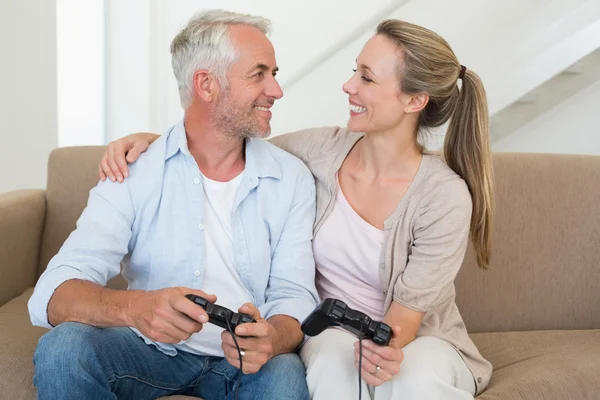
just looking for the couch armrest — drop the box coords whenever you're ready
[0,190,46,306]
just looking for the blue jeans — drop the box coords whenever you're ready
[33,322,309,400]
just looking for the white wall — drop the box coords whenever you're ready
[101,0,600,148]
[102,0,600,140]
[105,0,407,140]
[492,80,600,155]
[105,0,152,141]
[270,0,600,142]
[57,0,105,147]
[0,0,57,193]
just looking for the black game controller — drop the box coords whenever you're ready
[185,294,256,330]
[301,298,392,346]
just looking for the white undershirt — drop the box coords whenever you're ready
[313,173,387,321]
[178,172,254,357]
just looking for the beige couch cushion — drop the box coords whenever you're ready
[38,146,107,277]
[0,190,46,306]
[456,153,600,333]
[473,330,600,399]
[37,146,128,290]
[0,288,46,400]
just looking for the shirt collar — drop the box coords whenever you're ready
[164,119,189,161]
[245,138,282,180]
[164,120,282,180]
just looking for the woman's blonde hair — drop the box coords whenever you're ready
[377,19,494,269]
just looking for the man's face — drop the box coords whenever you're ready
[213,25,283,139]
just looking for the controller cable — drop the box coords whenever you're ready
[358,320,365,400]
[225,319,243,400]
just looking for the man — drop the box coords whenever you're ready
[28,10,318,400]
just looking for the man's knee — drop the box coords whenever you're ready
[263,353,306,384]
[257,353,309,399]
[33,322,113,395]
[34,322,133,379]
[34,322,98,370]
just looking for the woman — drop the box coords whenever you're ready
[99,19,494,399]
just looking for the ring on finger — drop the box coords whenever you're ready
[375,365,381,373]
[240,350,246,359]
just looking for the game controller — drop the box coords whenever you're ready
[185,294,256,330]
[301,298,392,346]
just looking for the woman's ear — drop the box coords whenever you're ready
[401,92,429,114]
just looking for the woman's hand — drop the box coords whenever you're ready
[99,133,159,182]
[354,325,404,386]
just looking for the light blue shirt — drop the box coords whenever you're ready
[28,120,319,355]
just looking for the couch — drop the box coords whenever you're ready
[1,146,599,399]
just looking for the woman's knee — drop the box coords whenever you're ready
[384,336,473,398]
[389,362,441,392]
[300,328,356,369]
[300,329,362,400]
[402,336,459,369]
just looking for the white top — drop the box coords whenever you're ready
[313,173,386,321]
[178,172,254,357]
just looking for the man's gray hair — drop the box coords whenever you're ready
[171,9,272,108]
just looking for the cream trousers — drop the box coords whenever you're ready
[300,329,476,400]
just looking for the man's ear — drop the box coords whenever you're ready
[401,92,429,114]
[193,70,219,102]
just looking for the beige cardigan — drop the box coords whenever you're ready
[270,126,492,395]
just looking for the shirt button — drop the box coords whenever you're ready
[193,177,200,184]
[194,270,200,277]
[477,377,482,383]
[198,224,204,230]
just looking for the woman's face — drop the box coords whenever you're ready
[342,35,410,134]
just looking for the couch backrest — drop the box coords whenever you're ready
[456,153,600,333]
[40,148,600,332]
[39,146,126,289]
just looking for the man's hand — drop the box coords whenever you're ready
[221,303,276,374]
[127,287,217,344]
[354,325,404,386]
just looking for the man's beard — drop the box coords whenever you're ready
[213,90,271,140]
